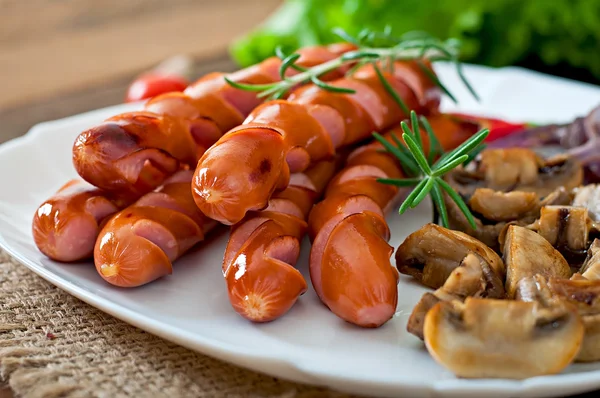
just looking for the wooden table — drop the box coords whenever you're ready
[0,1,598,397]
[0,0,281,142]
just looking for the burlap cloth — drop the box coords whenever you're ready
[0,250,358,398]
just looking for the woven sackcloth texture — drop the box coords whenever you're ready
[0,250,359,398]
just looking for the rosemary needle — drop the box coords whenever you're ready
[377,111,489,229]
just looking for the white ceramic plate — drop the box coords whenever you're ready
[1,63,600,398]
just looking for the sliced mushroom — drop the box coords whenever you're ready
[503,225,571,298]
[396,223,504,289]
[548,278,600,316]
[479,148,543,190]
[440,252,505,298]
[407,293,440,340]
[537,206,589,250]
[451,187,574,252]
[579,239,600,280]
[546,277,600,362]
[449,149,582,199]
[469,188,538,222]
[444,148,581,250]
[534,206,593,265]
[523,204,600,268]
[573,184,600,222]
[514,274,556,304]
[516,274,600,363]
[423,297,584,379]
[496,188,573,248]
[407,252,505,339]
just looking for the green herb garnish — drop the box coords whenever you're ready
[376,111,489,229]
[225,27,477,103]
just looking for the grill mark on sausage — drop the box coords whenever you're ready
[248,159,273,183]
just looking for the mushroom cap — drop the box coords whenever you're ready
[396,223,504,289]
[504,225,572,298]
[423,297,584,379]
[407,252,505,340]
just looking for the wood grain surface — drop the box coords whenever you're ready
[0,0,281,142]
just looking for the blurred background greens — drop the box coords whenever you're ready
[230,0,600,84]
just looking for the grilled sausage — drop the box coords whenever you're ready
[94,170,217,287]
[192,60,441,225]
[32,180,127,262]
[223,159,339,322]
[308,115,479,327]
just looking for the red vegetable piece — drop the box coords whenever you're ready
[449,113,528,143]
[125,73,189,103]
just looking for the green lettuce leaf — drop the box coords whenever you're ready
[229,0,600,83]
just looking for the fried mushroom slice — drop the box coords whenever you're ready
[448,149,582,200]
[396,223,504,289]
[537,206,589,252]
[469,188,538,222]
[486,150,581,195]
[444,148,582,250]
[518,274,600,362]
[579,239,600,280]
[407,293,440,341]
[407,252,505,339]
[531,206,596,265]
[547,277,600,362]
[449,187,574,251]
[573,184,600,222]
[478,148,543,190]
[503,225,571,298]
[515,274,556,303]
[423,297,584,379]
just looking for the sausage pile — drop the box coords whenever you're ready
[31,43,477,327]
[34,43,354,265]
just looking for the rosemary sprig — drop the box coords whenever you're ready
[225,27,478,104]
[377,111,489,229]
